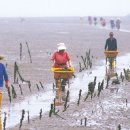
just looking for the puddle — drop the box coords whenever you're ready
[1,53,130,129]
[2,87,55,128]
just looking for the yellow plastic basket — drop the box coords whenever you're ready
[104,51,119,58]
[51,67,75,79]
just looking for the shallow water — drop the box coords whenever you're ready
[1,53,130,129]
[97,24,130,33]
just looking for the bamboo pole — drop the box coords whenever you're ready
[39,81,44,89]
[27,111,30,124]
[19,109,25,129]
[26,42,32,63]
[7,87,11,103]
[11,85,17,98]
[63,90,69,112]
[77,89,82,106]
[49,104,53,117]
[39,109,42,120]
[19,84,23,95]
[36,84,40,91]
[79,62,82,72]
[3,112,7,130]
[20,43,22,60]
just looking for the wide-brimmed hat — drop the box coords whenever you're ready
[0,55,4,60]
[57,43,66,51]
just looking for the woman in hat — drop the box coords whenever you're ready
[51,43,72,91]
[51,43,71,68]
[0,55,8,111]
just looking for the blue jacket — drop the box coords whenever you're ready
[0,63,8,87]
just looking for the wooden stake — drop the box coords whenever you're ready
[26,42,32,63]
[77,89,82,106]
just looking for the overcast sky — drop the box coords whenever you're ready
[0,0,130,17]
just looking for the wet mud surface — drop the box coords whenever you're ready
[0,17,130,129]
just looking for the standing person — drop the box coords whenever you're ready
[51,43,72,91]
[116,18,121,30]
[105,32,117,51]
[0,55,8,111]
[88,16,92,25]
[110,19,115,29]
[93,17,97,25]
[101,18,106,27]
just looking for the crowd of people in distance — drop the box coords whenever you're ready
[87,16,121,30]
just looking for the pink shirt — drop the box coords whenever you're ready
[51,51,70,68]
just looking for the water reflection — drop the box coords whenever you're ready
[105,65,117,79]
[98,24,130,33]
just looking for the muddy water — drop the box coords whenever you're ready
[1,53,130,129]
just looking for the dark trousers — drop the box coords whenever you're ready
[61,79,68,91]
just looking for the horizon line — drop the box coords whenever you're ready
[0,15,129,18]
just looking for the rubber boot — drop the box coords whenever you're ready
[0,92,2,112]
[61,79,67,92]
[112,60,115,67]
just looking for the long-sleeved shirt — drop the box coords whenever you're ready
[105,38,117,51]
[0,63,8,87]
